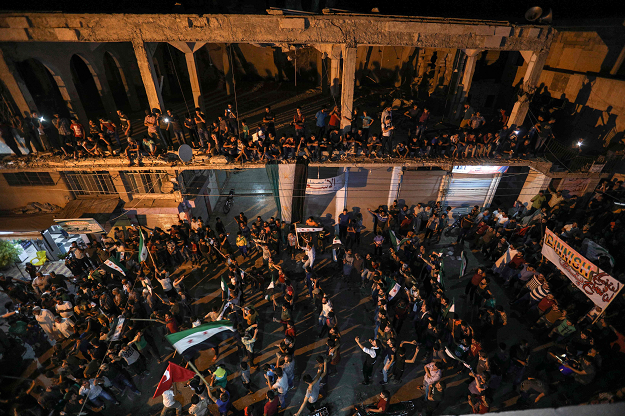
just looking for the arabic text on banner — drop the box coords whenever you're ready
[306,174,345,195]
[541,228,621,309]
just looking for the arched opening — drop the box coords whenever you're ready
[15,58,69,118]
[70,54,105,121]
[103,52,131,112]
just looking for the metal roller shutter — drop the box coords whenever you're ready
[446,173,497,215]
[398,170,446,207]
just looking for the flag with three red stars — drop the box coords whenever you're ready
[152,362,196,398]
[165,320,236,360]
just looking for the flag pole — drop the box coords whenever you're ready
[164,338,213,393]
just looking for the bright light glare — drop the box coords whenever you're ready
[164,118,170,123]
[39,117,44,122]
[513,130,520,134]
[577,141,583,147]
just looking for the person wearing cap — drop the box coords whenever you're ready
[32,306,58,341]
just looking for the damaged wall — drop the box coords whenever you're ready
[0,171,72,210]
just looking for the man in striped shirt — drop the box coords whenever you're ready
[512,282,550,309]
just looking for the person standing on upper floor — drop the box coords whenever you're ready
[315,105,328,139]
[460,103,475,129]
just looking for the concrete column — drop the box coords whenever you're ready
[517,168,551,209]
[452,49,481,120]
[0,49,37,115]
[388,166,403,207]
[169,42,207,112]
[185,52,204,112]
[330,56,341,97]
[132,39,165,112]
[507,50,549,128]
[340,46,357,131]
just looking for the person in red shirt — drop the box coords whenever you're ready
[70,118,85,143]
[361,389,390,413]
[464,268,485,302]
[293,107,306,138]
[263,389,280,416]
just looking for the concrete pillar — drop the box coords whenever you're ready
[340,46,357,131]
[330,56,341,97]
[132,39,165,112]
[517,168,551,209]
[0,49,37,115]
[507,51,549,128]
[185,52,204,112]
[388,166,403,207]
[452,49,481,120]
[169,42,207,112]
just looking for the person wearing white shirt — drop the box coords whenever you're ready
[155,269,177,299]
[32,306,57,341]
[55,299,74,319]
[161,386,182,416]
[54,316,75,338]
[318,294,333,331]
[188,394,208,416]
[268,367,289,407]
[79,378,119,408]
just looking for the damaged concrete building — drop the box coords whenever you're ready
[0,9,623,239]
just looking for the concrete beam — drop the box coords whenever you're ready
[340,46,357,130]
[0,48,37,115]
[0,13,553,52]
[132,39,165,112]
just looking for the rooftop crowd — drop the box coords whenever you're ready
[1,166,624,415]
[0,97,559,166]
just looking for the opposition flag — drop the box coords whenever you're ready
[459,251,468,277]
[152,362,196,398]
[138,229,148,263]
[389,230,410,251]
[384,275,401,301]
[166,320,236,359]
[102,256,127,277]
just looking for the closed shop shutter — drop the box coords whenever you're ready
[398,170,446,207]
[446,174,496,215]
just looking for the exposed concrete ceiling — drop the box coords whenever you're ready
[0,13,553,52]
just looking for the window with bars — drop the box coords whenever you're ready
[122,171,169,194]
[64,171,117,195]
[3,172,55,186]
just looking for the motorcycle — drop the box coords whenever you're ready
[223,188,235,214]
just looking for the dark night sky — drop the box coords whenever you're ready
[1,0,620,23]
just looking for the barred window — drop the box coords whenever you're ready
[122,171,169,194]
[64,171,116,195]
[3,172,54,186]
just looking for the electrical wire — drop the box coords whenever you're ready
[166,44,192,118]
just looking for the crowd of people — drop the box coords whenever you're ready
[0,97,560,166]
[1,173,624,416]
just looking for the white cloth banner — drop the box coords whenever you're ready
[278,163,296,222]
[306,174,345,195]
[542,228,622,308]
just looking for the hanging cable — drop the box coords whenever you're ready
[166,43,192,117]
